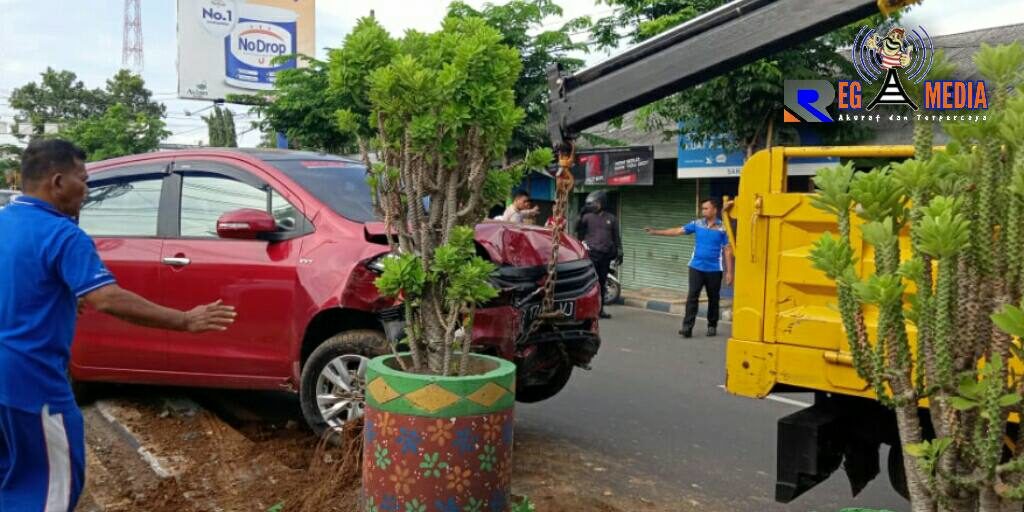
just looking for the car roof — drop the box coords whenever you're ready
[87,148,364,171]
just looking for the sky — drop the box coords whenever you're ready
[1,0,1022,147]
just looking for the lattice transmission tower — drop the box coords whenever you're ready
[122,0,143,71]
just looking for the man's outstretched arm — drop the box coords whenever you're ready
[83,284,236,332]
[644,226,685,236]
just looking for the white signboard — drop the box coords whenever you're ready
[177,0,316,100]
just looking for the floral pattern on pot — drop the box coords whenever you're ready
[363,408,514,512]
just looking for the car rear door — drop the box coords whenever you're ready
[73,162,172,375]
[159,158,309,380]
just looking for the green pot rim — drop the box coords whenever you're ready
[368,352,515,381]
[365,353,516,417]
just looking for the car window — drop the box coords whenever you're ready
[179,173,302,238]
[267,160,377,223]
[79,177,163,237]
[180,174,267,238]
[271,190,299,231]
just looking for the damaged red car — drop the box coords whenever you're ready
[71,149,601,434]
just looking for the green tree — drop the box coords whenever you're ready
[0,144,22,188]
[8,68,106,138]
[104,69,167,119]
[223,108,238,147]
[237,56,358,154]
[334,16,551,374]
[10,69,169,160]
[61,103,169,162]
[10,69,165,140]
[446,0,590,158]
[203,106,237,147]
[203,107,224,147]
[591,1,887,155]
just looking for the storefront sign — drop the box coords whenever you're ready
[571,146,654,186]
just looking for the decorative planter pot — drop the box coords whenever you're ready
[362,353,516,512]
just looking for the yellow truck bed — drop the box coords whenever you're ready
[725,145,923,401]
[722,146,948,502]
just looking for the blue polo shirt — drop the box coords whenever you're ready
[0,196,116,413]
[683,218,729,272]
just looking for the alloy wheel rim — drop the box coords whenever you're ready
[315,354,369,429]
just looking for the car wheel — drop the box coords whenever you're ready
[300,330,388,437]
[515,363,572,403]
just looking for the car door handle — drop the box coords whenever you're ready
[162,257,191,267]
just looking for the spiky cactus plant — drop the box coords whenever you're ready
[809,42,1024,512]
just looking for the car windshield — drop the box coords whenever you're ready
[268,160,378,223]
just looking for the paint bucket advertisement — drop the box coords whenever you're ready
[177,0,315,100]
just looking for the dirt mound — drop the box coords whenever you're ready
[81,389,705,512]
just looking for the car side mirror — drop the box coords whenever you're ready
[216,208,276,240]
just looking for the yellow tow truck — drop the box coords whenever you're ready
[725,146,920,501]
[543,0,927,503]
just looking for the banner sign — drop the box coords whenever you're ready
[572,146,654,186]
[177,0,316,100]
[676,125,838,178]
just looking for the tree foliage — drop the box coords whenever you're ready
[10,68,165,139]
[104,69,167,119]
[591,0,889,154]
[808,42,1024,512]
[447,0,589,158]
[245,1,585,158]
[236,56,358,154]
[8,68,107,137]
[0,145,22,188]
[332,16,551,375]
[203,106,238,147]
[9,68,168,160]
[60,103,170,162]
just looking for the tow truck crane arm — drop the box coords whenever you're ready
[547,0,917,147]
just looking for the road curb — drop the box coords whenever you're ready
[620,296,732,322]
[94,399,182,479]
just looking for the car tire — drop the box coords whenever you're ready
[300,329,388,438]
[515,363,572,403]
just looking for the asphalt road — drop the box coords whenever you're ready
[515,305,909,512]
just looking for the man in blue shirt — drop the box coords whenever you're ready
[645,198,733,338]
[0,139,236,511]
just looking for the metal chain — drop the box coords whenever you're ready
[513,144,574,346]
[540,144,576,320]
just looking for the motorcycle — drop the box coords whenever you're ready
[604,260,621,305]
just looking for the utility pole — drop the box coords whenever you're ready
[122,0,144,72]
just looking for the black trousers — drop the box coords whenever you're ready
[590,251,613,310]
[683,267,723,330]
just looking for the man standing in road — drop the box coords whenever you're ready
[576,190,622,319]
[0,139,237,512]
[645,198,733,338]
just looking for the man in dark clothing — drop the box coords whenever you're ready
[645,198,733,338]
[576,191,622,319]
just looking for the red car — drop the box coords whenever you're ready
[72,149,601,433]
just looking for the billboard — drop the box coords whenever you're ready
[571,146,654,186]
[177,0,316,100]
[676,124,837,178]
